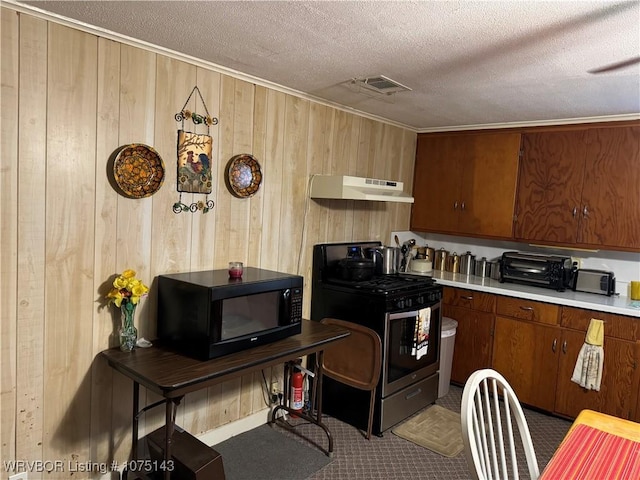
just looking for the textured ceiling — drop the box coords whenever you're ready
[15,0,640,131]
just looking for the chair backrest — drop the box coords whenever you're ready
[461,369,540,480]
[320,318,382,391]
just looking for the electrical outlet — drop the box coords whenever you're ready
[9,472,28,480]
[271,381,279,395]
[571,256,583,269]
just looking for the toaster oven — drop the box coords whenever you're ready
[500,251,576,292]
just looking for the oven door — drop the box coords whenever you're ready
[382,301,441,397]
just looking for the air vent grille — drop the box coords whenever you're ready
[350,75,411,94]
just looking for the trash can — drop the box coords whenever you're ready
[438,317,458,398]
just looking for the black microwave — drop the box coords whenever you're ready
[157,268,303,360]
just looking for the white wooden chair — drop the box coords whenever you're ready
[461,369,540,480]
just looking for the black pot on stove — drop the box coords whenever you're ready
[336,257,375,281]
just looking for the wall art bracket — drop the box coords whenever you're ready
[174,86,217,214]
[174,85,219,131]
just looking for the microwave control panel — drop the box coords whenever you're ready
[291,287,303,323]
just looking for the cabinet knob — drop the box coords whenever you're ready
[552,338,557,353]
[583,205,589,217]
[461,201,466,211]
[562,340,567,354]
[572,207,578,217]
[461,295,474,301]
[519,306,534,311]
[454,201,458,210]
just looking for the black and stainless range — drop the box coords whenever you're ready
[311,241,442,435]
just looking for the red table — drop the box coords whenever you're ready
[539,410,640,480]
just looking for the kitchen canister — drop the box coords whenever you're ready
[434,248,449,271]
[474,257,490,277]
[445,252,460,273]
[460,251,476,275]
[489,258,501,280]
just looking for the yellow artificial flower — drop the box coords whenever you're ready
[131,283,148,297]
[106,269,149,308]
[113,276,128,289]
[122,269,136,279]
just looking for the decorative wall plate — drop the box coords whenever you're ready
[226,154,262,198]
[113,144,165,198]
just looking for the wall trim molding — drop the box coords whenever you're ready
[4,0,413,131]
[5,0,638,135]
[198,409,272,447]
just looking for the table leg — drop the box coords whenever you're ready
[164,400,174,480]
[269,356,333,456]
[163,397,183,480]
[131,382,140,462]
[315,352,324,423]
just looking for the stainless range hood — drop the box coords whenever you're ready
[310,175,414,203]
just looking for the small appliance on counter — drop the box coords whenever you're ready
[572,269,616,296]
[500,251,576,292]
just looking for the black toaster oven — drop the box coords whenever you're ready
[500,251,576,292]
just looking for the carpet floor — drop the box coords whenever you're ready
[215,424,332,480]
[269,384,571,480]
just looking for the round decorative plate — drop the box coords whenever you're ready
[113,144,165,198]
[226,154,262,198]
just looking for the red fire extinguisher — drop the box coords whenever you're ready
[290,370,304,413]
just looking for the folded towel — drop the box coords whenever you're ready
[412,307,431,360]
[571,319,604,391]
[585,318,604,346]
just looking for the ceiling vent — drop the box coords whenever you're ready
[347,75,412,98]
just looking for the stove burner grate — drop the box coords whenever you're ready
[326,274,435,294]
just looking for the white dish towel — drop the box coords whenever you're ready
[571,318,604,391]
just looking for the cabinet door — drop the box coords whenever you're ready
[579,126,640,249]
[443,287,496,313]
[411,135,464,232]
[444,304,494,385]
[514,131,587,244]
[492,316,560,411]
[555,329,640,420]
[458,133,521,237]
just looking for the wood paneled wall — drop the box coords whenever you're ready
[0,9,416,479]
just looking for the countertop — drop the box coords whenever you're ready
[406,270,640,318]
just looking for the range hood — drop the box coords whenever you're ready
[310,175,414,203]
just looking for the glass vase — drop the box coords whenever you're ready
[119,302,138,352]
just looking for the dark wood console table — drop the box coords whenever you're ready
[100,320,349,480]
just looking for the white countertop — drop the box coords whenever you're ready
[406,270,640,318]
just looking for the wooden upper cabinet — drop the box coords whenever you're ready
[514,130,587,244]
[411,132,521,238]
[412,135,463,233]
[579,126,640,249]
[515,124,640,251]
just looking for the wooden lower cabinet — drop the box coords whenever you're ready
[445,304,494,385]
[555,307,640,422]
[446,288,640,421]
[492,316,560,411]
[443,287,496,385]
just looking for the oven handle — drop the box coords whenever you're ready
[387,300,442,320]
[388,310,420,320]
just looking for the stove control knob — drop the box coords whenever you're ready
[396,299,405,309]
[416,295,424,305]
[406,298,413,307]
